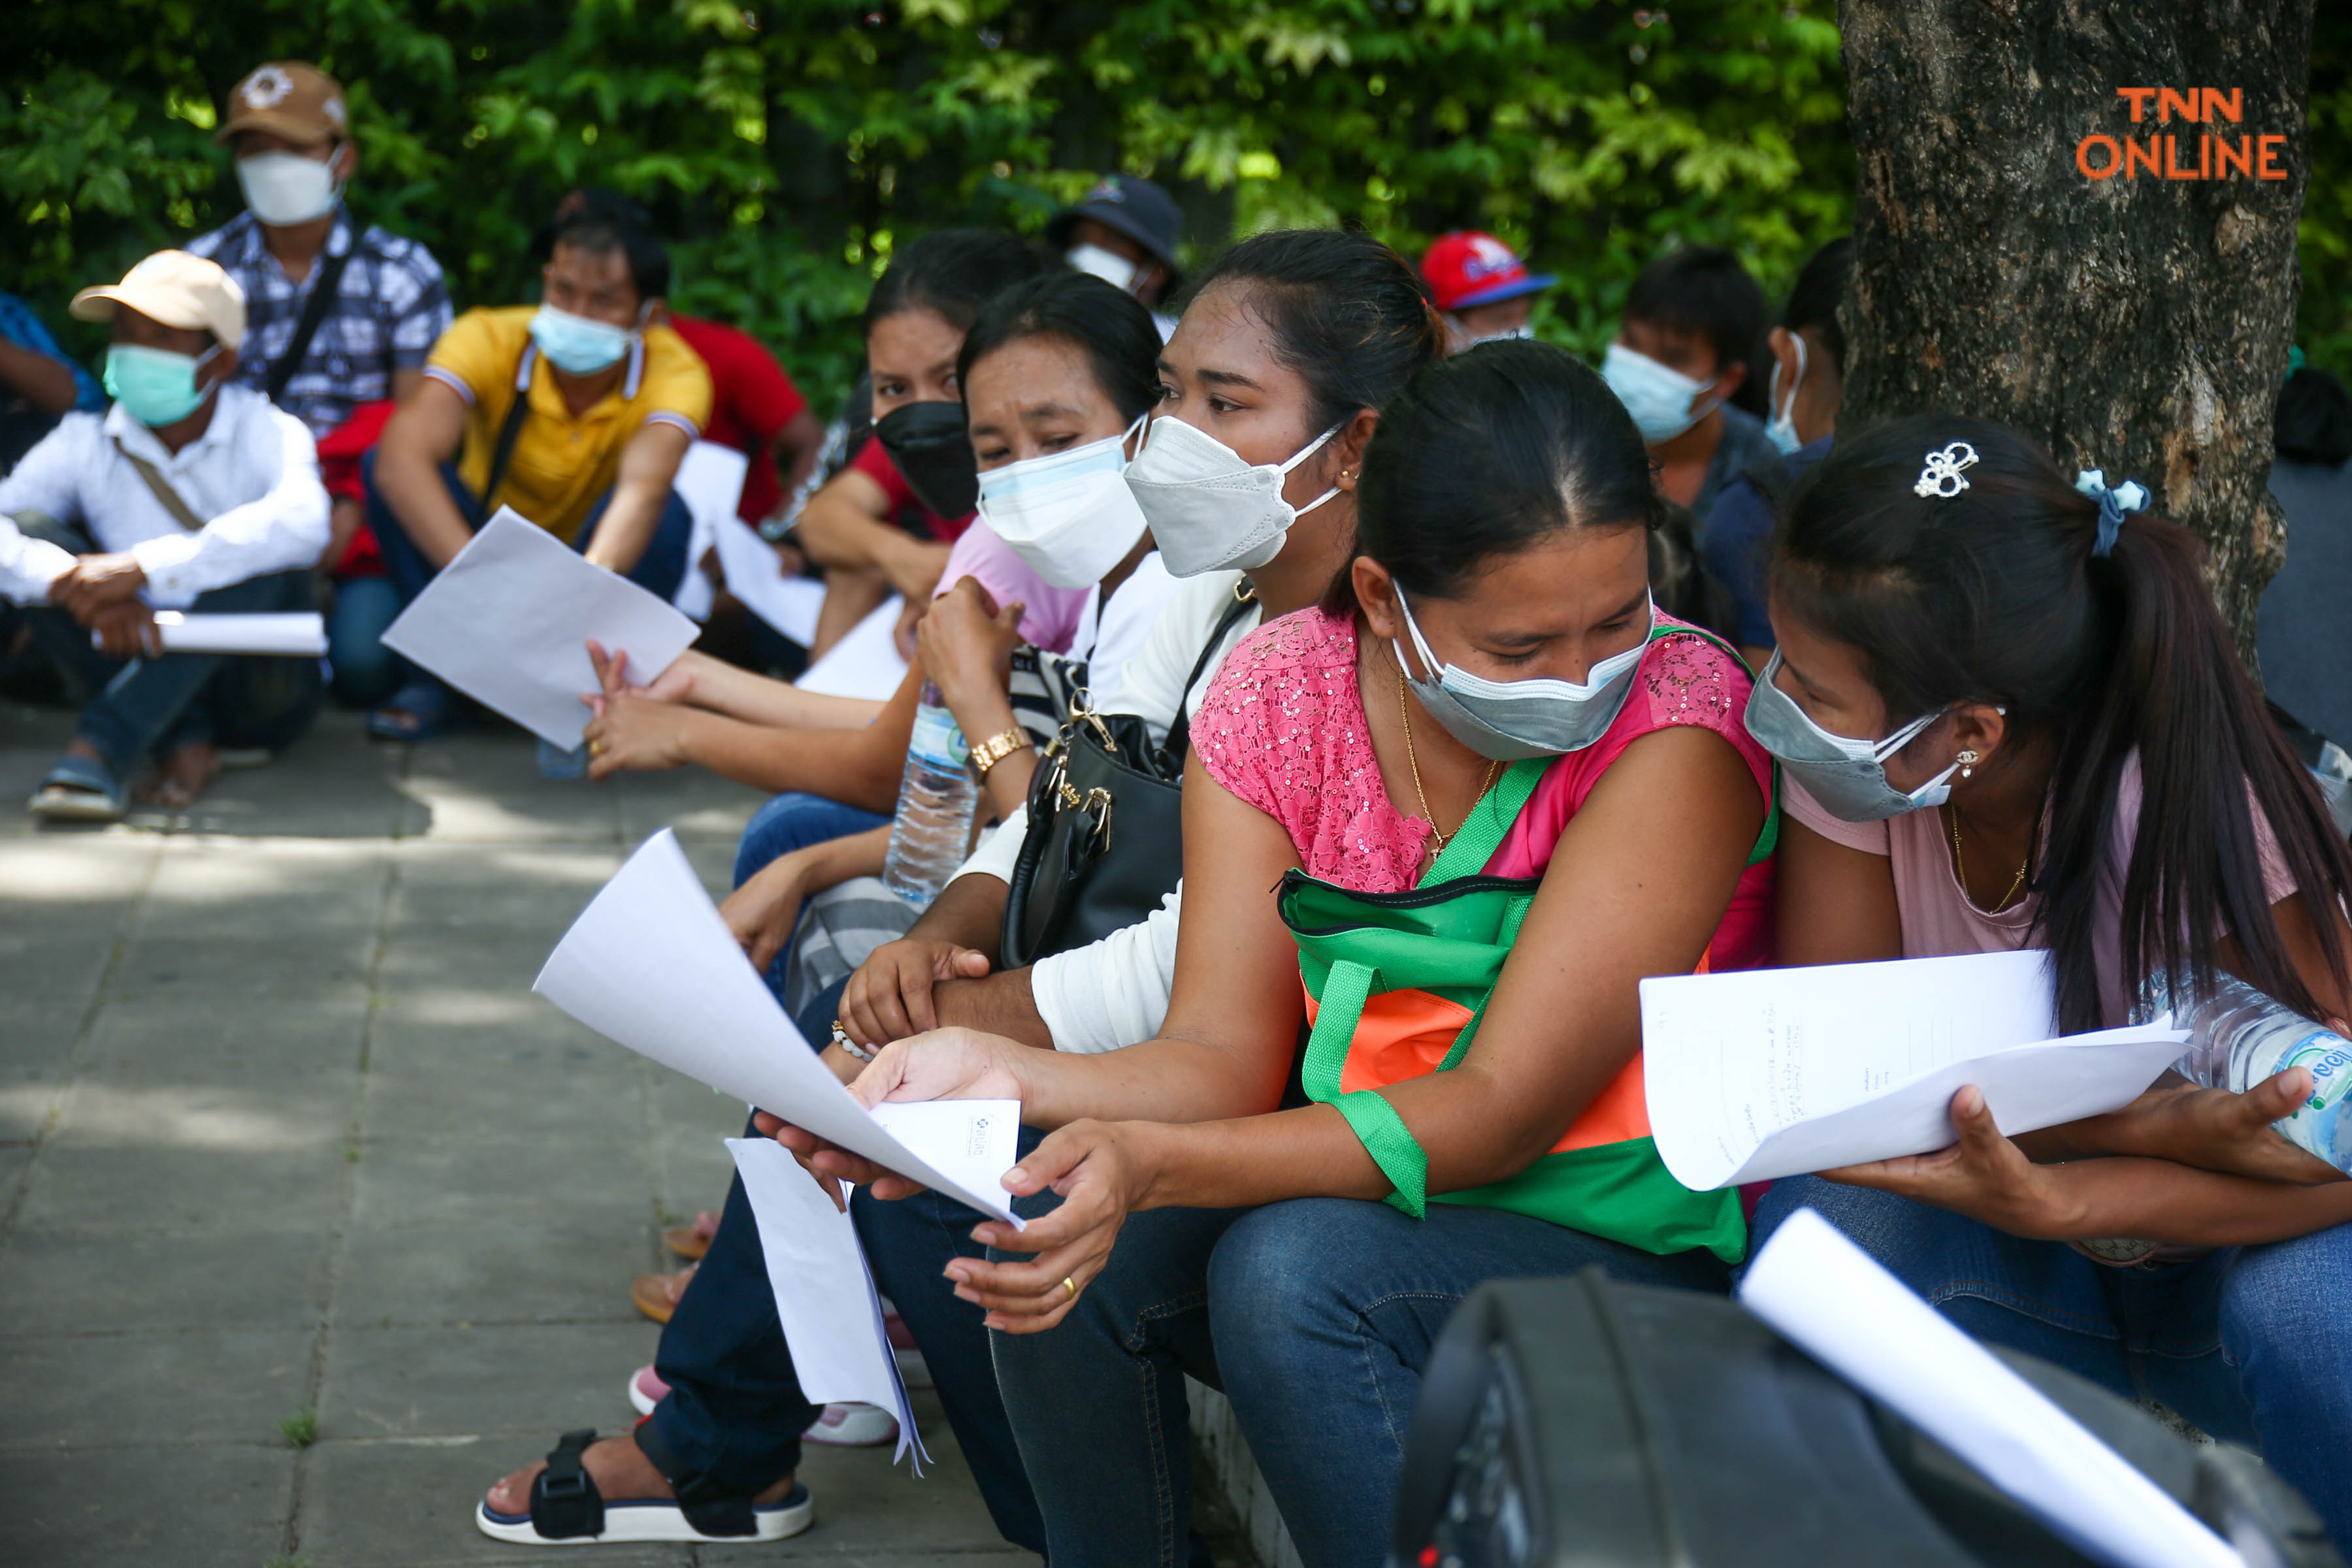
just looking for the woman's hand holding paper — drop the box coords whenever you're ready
[946,1119,1156,1333]
[1822,1085,2083,1239]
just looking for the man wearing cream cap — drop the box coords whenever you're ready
[0,249,329,820]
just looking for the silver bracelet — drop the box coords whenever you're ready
[830,1019,875,1063]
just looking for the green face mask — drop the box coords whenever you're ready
[103,343,221,428]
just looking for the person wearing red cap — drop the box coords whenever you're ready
[1419,231,1558,353]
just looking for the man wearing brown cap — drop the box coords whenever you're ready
[0,251,330,821]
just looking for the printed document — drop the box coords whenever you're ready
[1743,1209,2243,1568]
[102,611,329,657]
[1642,951,2185,1190]
[380,508,698,748]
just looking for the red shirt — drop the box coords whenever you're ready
[668,315,808,524]
[848,436,973,543]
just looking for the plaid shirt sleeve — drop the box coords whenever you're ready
[367,231,453,374]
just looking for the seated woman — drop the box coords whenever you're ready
[797,340,1779,1566]
[472,267,1175,1551]
[1741,416,2352,1546]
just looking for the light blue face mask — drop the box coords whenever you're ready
[528,304,639,376]
[1394,585,1654,761]
[1742,650,1968,821]
[104,343,221,428]
[1601,342,1722,445]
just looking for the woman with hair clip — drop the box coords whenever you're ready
[775,340,1778,1566]
[1742,415,2352,1546]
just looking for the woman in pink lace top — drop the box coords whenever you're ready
[840,341,1776,1566]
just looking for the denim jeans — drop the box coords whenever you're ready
[733,790,891,1002]
[325,574,403,707]
[359,451,695,692]
[14,514,322,779]
[1750,1176,2352,1551]
[990,1195,1733,1568]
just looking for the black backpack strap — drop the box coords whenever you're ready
[263,245,354,405]
[478,347,535,517]
[1160,581,1260,765]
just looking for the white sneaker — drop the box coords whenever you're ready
[627,1364,670,1416]
[803,1402,898,1448]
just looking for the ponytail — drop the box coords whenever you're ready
[1776,415,2352,1032]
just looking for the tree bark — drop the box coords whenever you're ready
[1837,0,2314,664]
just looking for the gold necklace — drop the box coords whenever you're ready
[1398,664,1497,857]
[1947,802,2036,913]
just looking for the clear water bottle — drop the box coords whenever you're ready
[882,681,980,907]
[2139,969,2352,1173]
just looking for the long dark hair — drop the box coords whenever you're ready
[955,271,1162,425]
[1772,414,2352,1031]
[1183,229,1446,439]
[862,228,1043,337]
[1328,340,1663,617]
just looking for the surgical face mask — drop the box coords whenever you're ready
[237,149,342,227]
[104,343,221,428]
[1765,335,1808,455]
[1601,342,1722,446]
[1394,585,1654,761]
[1742,651,1967,821]
[528,304,638,376]
[1123,414,1341,577]
[1066,243,1139,293]
[875,400,981,519]
[975,416,1151,588]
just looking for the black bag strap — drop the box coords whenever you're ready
[1161,583,1260,765]
[263,245,355,404]
[478,350,535,517]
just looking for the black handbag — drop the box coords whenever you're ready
[1000,586,1258,967]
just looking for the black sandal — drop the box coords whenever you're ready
[474,1428,815,1544]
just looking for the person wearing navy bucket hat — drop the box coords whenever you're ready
[1047,174,1184,338]
[1420,229,1558,352]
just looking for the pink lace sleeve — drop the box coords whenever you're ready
[1190,610,1346,825]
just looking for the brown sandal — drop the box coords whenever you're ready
[662,1210,720,1261]
[632,1265,696,1325]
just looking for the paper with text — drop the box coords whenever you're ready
[713,514,825,645]
[795,594,908,700]
[1743,1209,2243,1568]
[1642,951,2185,1190]
[380,508,698,747]
[531,829,1025,1227]
[727,1137,924,1469]
[105,611,329,657]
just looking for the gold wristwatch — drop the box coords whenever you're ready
[968,728,1034,778]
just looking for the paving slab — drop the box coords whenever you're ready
[1,1445,295,1568]
[0,1326,318,1448]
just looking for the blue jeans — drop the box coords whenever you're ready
[14,515,321,780]
[326,575,402,707]
[1750,1176,2352,1550]
[990,1196,1733,1568]
[733,791,891,1002]
[359,451,695,692]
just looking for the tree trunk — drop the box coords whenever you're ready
[1837,0,2315,665]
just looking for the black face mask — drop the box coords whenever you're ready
[873,400,978,520]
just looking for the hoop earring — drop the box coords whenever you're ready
[1956,748,1980,780]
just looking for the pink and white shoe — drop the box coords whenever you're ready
[627,1364,671,1416]
[803,1401,900,1448]
[885,1311,932,1390]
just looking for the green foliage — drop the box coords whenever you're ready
[278,1405,317,1447]
[6,0,1855,410]
[2301,8,2352,374]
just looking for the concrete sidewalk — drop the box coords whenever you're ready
[0,702,1035,1568]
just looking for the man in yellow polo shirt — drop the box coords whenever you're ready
[363,201,711,742]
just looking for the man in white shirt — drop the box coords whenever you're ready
[0,250,330,821]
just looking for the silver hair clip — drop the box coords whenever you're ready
[1914,442,1979,498]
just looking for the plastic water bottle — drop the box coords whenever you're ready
[882,681,980,907]
[2139,969,2352,1173]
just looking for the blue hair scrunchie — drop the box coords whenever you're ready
[2074,468,2149,558]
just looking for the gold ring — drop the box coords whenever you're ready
[1061,1276,1077,1302]
[588,740,604,757]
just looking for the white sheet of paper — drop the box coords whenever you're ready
[113,611,329,657]
[726,1137,924,1468]
[795,594,908,700]
[1642,951,2185,1190]
[378,508,699,748]
[671,441,751,621]
[531,830,1025,1228]
[713,514,825,645]
[1742,1209,2243,1568]
[868,1100,1021,1212]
